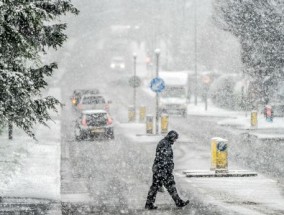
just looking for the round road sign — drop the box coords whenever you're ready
[129,76,141,88]
[150,77,165,93]
[217,142,227,151]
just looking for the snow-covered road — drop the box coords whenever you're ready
[58,48,284,214]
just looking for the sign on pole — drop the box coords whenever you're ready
[150,77,165,93]
[129,76,141,88]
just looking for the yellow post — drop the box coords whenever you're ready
[216,138,228,173]
[139,106,146,122]
[146,115,153,134]
[210,137,219,171]
[161,113,169,134]
[251,110,258,127]
[128,106,135,122]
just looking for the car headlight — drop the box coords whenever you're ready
[120,64,125,69]
[110,64,115,68]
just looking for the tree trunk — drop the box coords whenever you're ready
[8,122,13,140]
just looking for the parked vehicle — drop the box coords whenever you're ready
[74,110,114,140]
[158,71,190,117]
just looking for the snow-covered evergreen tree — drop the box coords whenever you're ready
[213,0,284,105]
[0,0,79,137]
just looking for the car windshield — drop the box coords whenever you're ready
[85,113,107,126]
[82,96,105,104]
[161,87,186,98]
[82,89,100,94]
[112,58,124,63]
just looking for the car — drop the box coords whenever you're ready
[76,94,108,112]
[71,89,100,107]
[74,110,114,140]
[110,56,125,70]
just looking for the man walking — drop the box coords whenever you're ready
[145,130,189,210]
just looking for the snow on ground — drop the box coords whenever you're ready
[118,120,192,144]
[187,102,245,118]
[0,121,61,200]
[181,175,284,214]
[0,88,61,200]
[218,115,284,129]
[118,118,284,214]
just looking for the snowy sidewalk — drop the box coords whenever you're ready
[0,88,61,201]
[0,121,61,200]
[187,101,284,137]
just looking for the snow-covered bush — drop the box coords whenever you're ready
[209,74,244,110]
[213,0,284,105]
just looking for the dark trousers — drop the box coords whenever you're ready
[146,170,182,205]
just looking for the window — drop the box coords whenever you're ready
[82,96,106,104]
[161,87,186,98]
[85,113,107,126]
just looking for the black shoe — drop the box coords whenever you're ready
[145,204,158,210]
[176,200,189,208]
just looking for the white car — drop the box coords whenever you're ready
[110,57,125,70]
[74,110,114,140]
[76,94,107,112]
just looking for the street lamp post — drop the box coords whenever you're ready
[133,53,137,121]
[155,48,160,134]
[194,0,198,105]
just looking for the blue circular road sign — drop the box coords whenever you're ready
[217,142,227,152]
[150,77,165,93]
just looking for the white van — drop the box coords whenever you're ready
[159,71,190,117]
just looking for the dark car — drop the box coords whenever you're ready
[74,110,114,140]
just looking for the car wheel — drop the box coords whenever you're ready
[106,129,114,139]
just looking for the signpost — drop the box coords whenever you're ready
[129,75,141,122]
[150,77,165,134]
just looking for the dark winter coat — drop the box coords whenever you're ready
[152,137,174,174]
